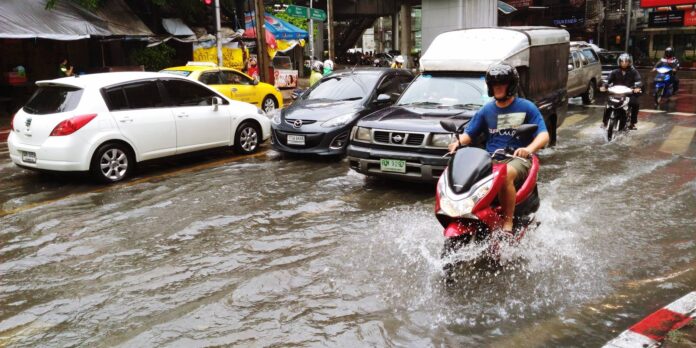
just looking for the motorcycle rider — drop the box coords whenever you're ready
[601,53,642,130]
[447,64,549,235]
[309,61,323,86]
[391,55,405,69]
[652,47,679,94]
[323,59,334,76]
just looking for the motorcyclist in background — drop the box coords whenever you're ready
[652,47,680,94]
[601,53,642,130]
[391,55,405,69]
[309,61,323,87]
[323,59,334,76]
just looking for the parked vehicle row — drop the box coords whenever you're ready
[8,72,270,182]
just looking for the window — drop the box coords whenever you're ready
[105,88,128,111]
[581,49,598,64]
[375,75,401,98]
[23,86,83,115]
[571,52,582,68]
[163,79,218,107]
[199,72,223,85]
[122,82,164,110]
[222,71,252,85]
[653,34,669,51]
[159,70,192,77]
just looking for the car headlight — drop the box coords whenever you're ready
[429,133,454,147]
[321,113,356,128]
[257,108,266,116]
[269,109,281,125]
[354,126,371,141]
[438,175,495,217]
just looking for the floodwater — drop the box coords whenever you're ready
[1,95,695,347]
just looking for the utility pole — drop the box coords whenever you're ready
[624,0,632,53]
[254,0,269,83]
[327,0,334,60]
[309,0,314,67]
[215,0,223,66]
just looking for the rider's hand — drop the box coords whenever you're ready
[652,68,656,72]
[599,86,607,92]
[447,139,460,154]
[513,146,532,158]
[633,88,641,94]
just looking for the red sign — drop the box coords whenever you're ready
[504,0,532,8]
[641,0,696,8]
[686,9,696,26]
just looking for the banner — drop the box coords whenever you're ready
[192,41,248,70]
[686,9,696,26]
[641,0,696,8]
[648,10,685,27]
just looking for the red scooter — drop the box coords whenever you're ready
[436,120,541,270]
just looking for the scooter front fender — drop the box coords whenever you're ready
[443,221,475,238]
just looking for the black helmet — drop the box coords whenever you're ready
[485,63,519,99]
[665,47,674,58]
[617,53,632,69]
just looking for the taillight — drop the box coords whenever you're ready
[50,114,97,136]
[10,114,15,131]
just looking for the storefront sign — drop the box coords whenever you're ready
[553,17,584,26]
[641,0,696,7]
[648,10,685,27]
[685,10,696,26]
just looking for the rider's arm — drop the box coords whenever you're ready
[513,102,549,158]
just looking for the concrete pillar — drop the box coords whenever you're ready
[648,32,654,60]
[392,13,399,52]
[377,18,384,53]
[421,0,497,52]
[399,4,412,68]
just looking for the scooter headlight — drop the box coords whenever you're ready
[439,175,495,217]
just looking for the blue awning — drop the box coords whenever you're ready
[244,11,308,41]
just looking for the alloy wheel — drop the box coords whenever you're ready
[100,148,128,181]
[240,126,258,152]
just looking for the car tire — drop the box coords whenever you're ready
[262,95,278,113]
[582,81,596,105]
[90,142,134,183]
[234,121,261,154]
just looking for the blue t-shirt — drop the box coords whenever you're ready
[464,97,547,154]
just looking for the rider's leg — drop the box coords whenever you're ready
[673,74,680,94]
[629,96,640,128]
[499,165,518,232]
[602,108,610,127]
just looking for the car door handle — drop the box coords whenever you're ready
[176,113,189,118]
[119,118,133,123]
[231,88,238,92]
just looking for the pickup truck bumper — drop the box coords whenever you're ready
[347,144,449,182]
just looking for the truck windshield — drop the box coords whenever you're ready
[397,74,490,109]
[305,74,379,101]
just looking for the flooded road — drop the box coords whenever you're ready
[1,92,695,346]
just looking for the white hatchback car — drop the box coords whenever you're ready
[8,72,271,183]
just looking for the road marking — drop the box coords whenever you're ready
[0,149,269,217]
[559,114,589,128]
[640,109,667,114]
[659,126,696,155]
[668,112,696,117]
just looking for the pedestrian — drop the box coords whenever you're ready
[391,55,404,69]
[447,64,549,236]
[601,53,642,130]
[59,58,73,77]
[246,56,259,80]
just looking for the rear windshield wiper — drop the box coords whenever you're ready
[339,97,362,101]
[23,106,38,114]
[446,103,483,109]
[399,101,442,107]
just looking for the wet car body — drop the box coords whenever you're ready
[270,68,414,156]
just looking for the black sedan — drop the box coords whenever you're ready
[269,68,414,156]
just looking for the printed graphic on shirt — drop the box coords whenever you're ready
[489,112,526,136]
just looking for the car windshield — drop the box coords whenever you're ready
[23,85,84,115]
[397,74,490,109]
[599,53,620,65]
[305,74,380,101]
[160,70,192,77]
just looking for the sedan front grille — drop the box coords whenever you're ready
[373,130,426,147]
[406,134,424,145]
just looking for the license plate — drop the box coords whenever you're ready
[380,158,406,173]
[287,135,305,146]
[22,151,36,163]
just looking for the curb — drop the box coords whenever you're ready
[604,291,696,348]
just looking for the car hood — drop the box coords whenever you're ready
[357,105,476,133]
[283,98,363,121]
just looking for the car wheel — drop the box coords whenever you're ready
[582,81,596,104]
[90,142,134,183]
[234,121,261,154]
[262,95,278,113]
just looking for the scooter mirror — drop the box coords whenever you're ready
[440,119,468,133]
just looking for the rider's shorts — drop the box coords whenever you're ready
[493,157,531,189]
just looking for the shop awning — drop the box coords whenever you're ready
[498,1,518,15]
[162,18,195,37]
[243,11,308,41]
[0,0,153,40]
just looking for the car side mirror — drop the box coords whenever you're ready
[440,119,469,133]
[567,64,574,71]
[212,96,222,111]
[375,93,391,104]
[252,79,259,86]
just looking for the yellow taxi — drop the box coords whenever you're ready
[161,62,283,112]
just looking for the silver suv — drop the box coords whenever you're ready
[567,42,602,104]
